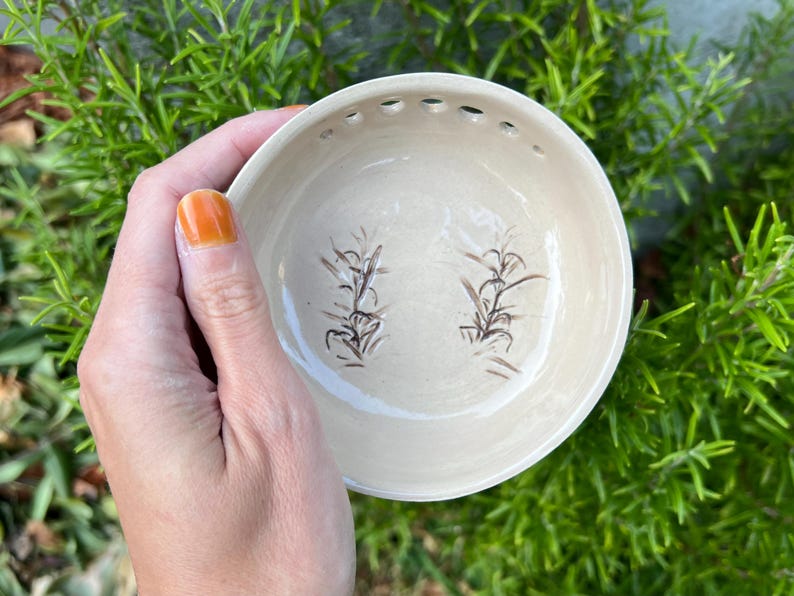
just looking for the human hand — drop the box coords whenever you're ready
[77,110,355,595]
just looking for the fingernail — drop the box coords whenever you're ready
[277,104,309,111]
[177,189,238,249]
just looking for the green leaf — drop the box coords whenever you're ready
[45,251,72,301]
[170,42,220,65]
[30,474,55,521]
[723,206,744,254]
[671,173,692,205]
[465,1,490,27]
[0,326,46,367]
[292,0,301,27]
[686,145,713,183]
[95,12,128,34]
[651,302,696,326]
[746,309,789,352]
[0,81,41,110]
[0,452,41,484]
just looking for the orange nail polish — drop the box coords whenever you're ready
[177,189,238,249]
[278,104,309,110]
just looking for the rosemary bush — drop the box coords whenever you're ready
[1,0,792,593]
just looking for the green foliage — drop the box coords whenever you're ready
[353,201,794,592]
[385,0,750,218]
[0,145,123,592]
[1,0,793,593]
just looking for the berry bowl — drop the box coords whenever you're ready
[227,73,633,501]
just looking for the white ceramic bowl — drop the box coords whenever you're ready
[227,73,632,501]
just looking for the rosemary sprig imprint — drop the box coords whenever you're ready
[460,233,547,377]
[321,228,388,367]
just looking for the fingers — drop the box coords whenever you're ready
[104,109,303,307]
[79,110,304,471]
[175,190,313,443]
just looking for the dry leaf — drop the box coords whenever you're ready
[0,371,22,402]
[0,45,42,75]
[0,119,36,146]
[72,464,107,500]
[419,580,447,596]
[420,530,439,555]
[25,519,61,550]
[78,464,107,490]
[72,478,99,500]
[0,371,23,423]
[0,46,72,139]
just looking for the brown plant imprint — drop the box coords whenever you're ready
[459,231,547,378]
[321,228,388,367]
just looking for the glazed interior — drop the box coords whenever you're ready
[229,75,632,500]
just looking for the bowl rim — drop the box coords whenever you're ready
[227,72,634,501]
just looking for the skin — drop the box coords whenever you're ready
[77,110,356,595]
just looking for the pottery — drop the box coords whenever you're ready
[227,73,633,501]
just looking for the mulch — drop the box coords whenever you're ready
[0,45,70,145]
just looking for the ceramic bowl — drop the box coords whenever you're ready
[227,73,632,501]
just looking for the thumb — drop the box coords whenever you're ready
[175,189,307,433]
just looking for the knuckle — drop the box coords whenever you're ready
[76,327,127,416]
[76,343,106,424]
[193,272,265,324]
[260,374,319,445]
[127,165,181,206]
[76,336,100,394]
[127,166,159,204]
[75,351,93,407]
[77,385,95,428]
[231,367,319,453]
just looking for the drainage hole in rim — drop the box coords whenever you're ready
[499,121,518,136]
[379,99,404,114]
[421,98,445,111]
[344,112,363,125]
[459,105,485,121]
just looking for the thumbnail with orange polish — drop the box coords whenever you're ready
[177,189,238,249]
